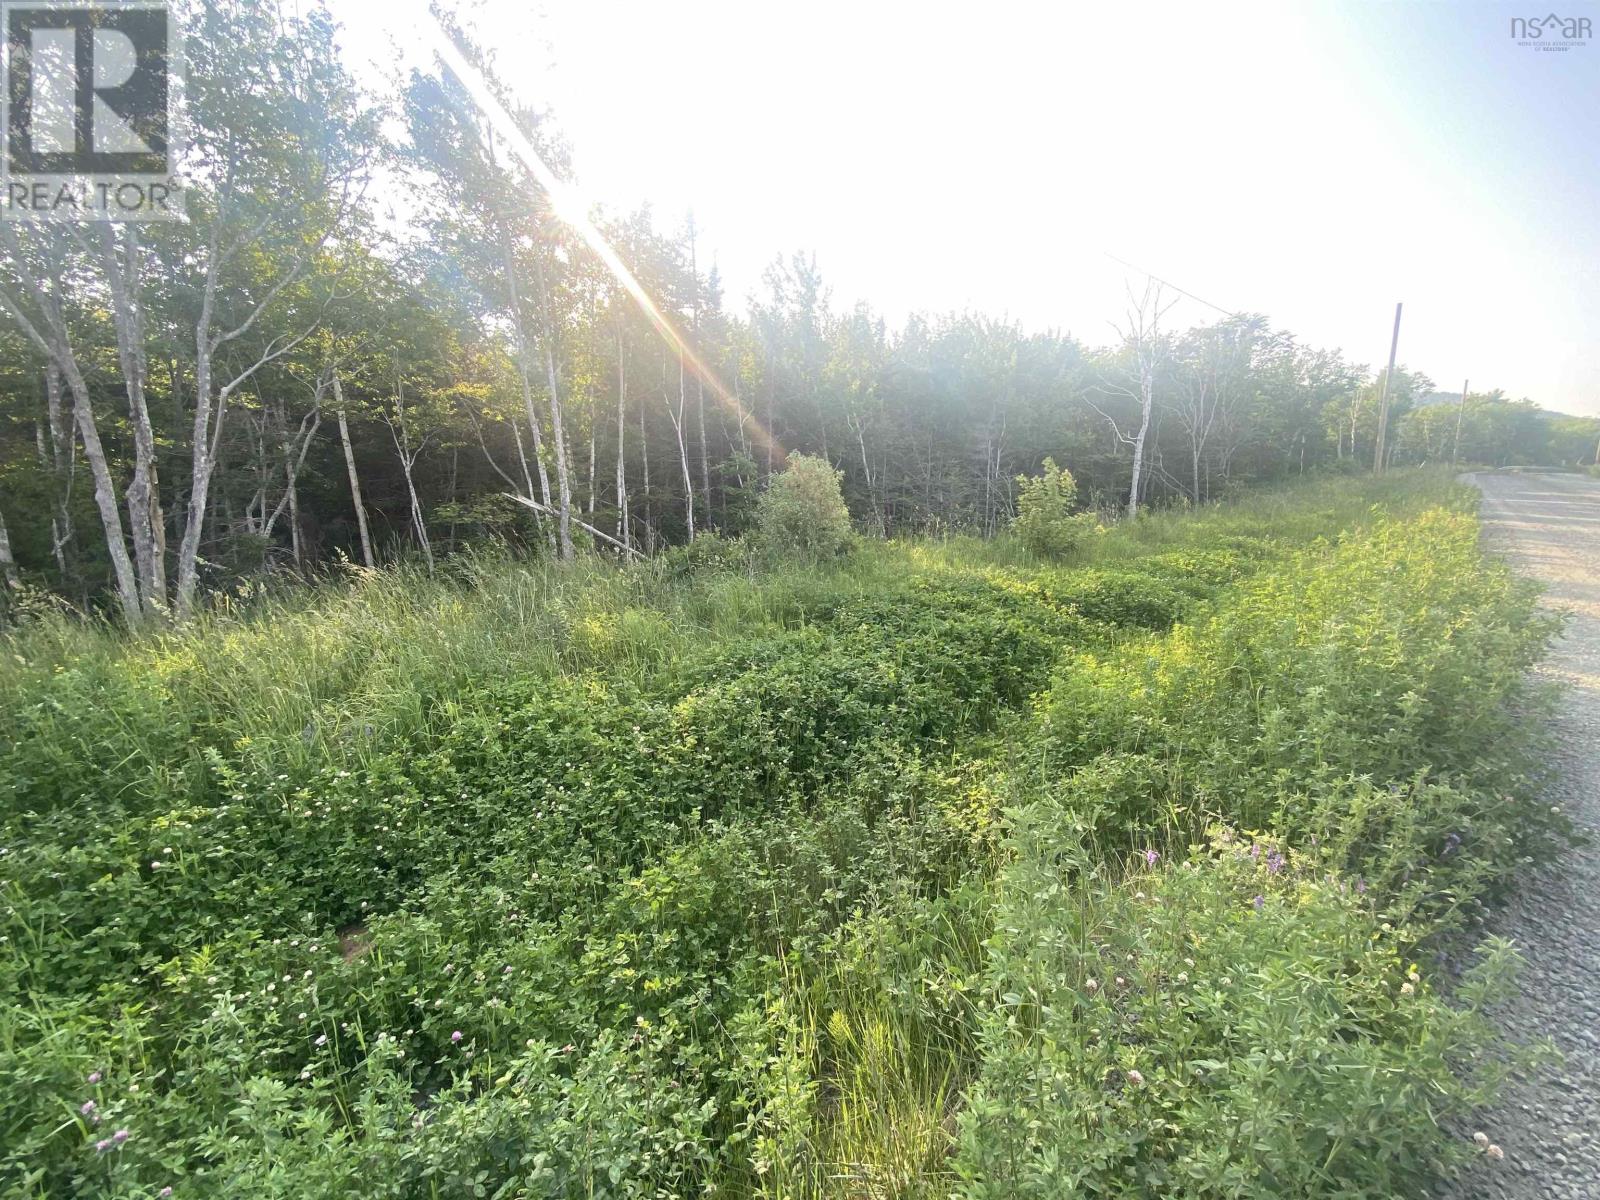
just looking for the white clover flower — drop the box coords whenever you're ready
[1473,1132,1489,1148]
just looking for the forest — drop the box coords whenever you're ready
[0,1,1596,623]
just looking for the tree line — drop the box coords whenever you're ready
[1,0,1595,622]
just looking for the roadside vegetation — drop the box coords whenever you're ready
[0,467,1569,1198]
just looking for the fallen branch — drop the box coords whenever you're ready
[503,493,642,559]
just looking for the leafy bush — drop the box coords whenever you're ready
[1037,567,1189,629]
[1011,458,1095,558]
[0,472,1565,1198]
[754,453,854,559]
[956,821,1534,1199]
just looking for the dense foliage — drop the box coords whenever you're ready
[1,1,1597,622]
[0,470,1569,1197]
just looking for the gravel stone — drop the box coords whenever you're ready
[1436,472,1600,1200]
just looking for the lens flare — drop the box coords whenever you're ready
[423,17,783,467]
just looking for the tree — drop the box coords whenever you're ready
[1091,282,1175,517]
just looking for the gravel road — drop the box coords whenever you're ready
[1439,471,1600,1200]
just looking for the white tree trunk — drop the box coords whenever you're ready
[100,225,166,616]
[614,329,630,549]
[0,502,19,589]
[42,364,76,579]
[532,251,574,560]
[667,357,695,541]
[0,230,142,623]
[332,374,375,569]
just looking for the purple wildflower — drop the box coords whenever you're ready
[450,1030,463,1044]
[1253,894,1265,911]
[1144,848,1159,867]
[87,1071,102,1084]
[1248,843,1261,860]
[1355,876,1368,894]
[95,1139,111,1153]
[112,1129,129,1144]
[80,1101,96,1116]
[1265,850,1285,875]
[160,1190,173,1198]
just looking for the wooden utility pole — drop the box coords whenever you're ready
[1452,378,1469,464]
[1373,302,1403,473]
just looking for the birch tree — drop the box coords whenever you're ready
[1090,282,1175,518]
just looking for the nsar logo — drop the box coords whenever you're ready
[1510,12,1591,50]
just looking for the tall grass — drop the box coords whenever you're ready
[0,467,1462,793]
[4,465,1537,1200]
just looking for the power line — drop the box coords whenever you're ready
[1104,253,1240,318]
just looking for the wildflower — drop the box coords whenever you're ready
[113,1129,129,1144]
[1253,894,1265,911]
[1474,1132,1490,1148]
[1265,850,1285,875]
[297,1012,307,1021]
[1487,1144,1504,1161]
[1248,843,1261,860]
[87,1071,101,1084]
[1126,1069,1144,1086]
[1355,877,1368,895]
[451,1030,463,1043]
[1114,976,1126,987]
[1144,849,1159,867]
[314,1034,327,1047]
[1085,978,1099,992]
[1176,972,1189,984]
[160,1189,173,1197]
[80,1101,96,1116]
[1400,982,1415,996]
[95,1139,111,1153]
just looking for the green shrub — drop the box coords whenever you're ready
[955,822,1536,1199]
[754,454,854,559]
[1038,567,1189,629]
[1011,458,1095,558]
[0,472,1565,1199]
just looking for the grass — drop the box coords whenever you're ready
[0,467,1567,1198]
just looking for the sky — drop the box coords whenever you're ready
[338,0,1600,417]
